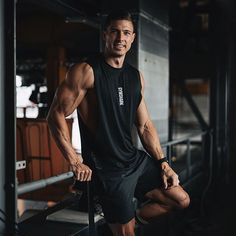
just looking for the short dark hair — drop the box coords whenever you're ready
[103,9,135,31]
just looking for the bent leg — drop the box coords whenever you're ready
[109,218,136,236]
[138,185,190,222]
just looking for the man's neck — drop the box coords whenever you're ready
[104,53,125,68]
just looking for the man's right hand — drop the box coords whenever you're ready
[71,161,92,181]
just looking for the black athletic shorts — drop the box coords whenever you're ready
[94,154,163,224]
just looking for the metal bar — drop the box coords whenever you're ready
[168,146,172,166]
[3,0,16,235]
[200,131,214,216]
[186,140,192,177]
[17,171,74,195]
[174,141,203,145]
[0,1,5,234]
[17,131,210,195]
[161,130,208,147]
[201,134,206,164]
[87,182,97,236]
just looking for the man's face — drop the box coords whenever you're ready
[103,20,135,57]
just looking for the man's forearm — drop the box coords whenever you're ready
[47,112,81,165]
[138,119,165,160]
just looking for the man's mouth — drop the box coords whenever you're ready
[114,43,125,49]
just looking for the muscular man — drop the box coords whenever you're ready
[47,10,190,236]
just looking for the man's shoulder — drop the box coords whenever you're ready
[67,58,96,89]
[68,61,92,76]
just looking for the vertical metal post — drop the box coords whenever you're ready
[209,0,231,186]
[167,145,172,166]
[200,131,214,216]
[4,0,16,235]
[201,134,206,165]
[87,182,97,236]
[186,140,191,177]
[0,0,5,234]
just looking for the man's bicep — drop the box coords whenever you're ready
[49,63,93,118]
[53,81,86,117]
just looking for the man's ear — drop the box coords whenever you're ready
[131,32,136,43]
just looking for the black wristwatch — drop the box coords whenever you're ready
[157,157,168,165]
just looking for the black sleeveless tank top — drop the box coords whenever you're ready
[77,54,146,173]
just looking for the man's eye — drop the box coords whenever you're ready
[110,30,117,33]
[124,31,131,36]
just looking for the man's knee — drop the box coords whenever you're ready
[176,191,190,209]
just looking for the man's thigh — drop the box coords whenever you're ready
[145,185,190,209]
[98,171,140,224]
[134,156,163,202]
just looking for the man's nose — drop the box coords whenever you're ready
[116,31,124,40]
